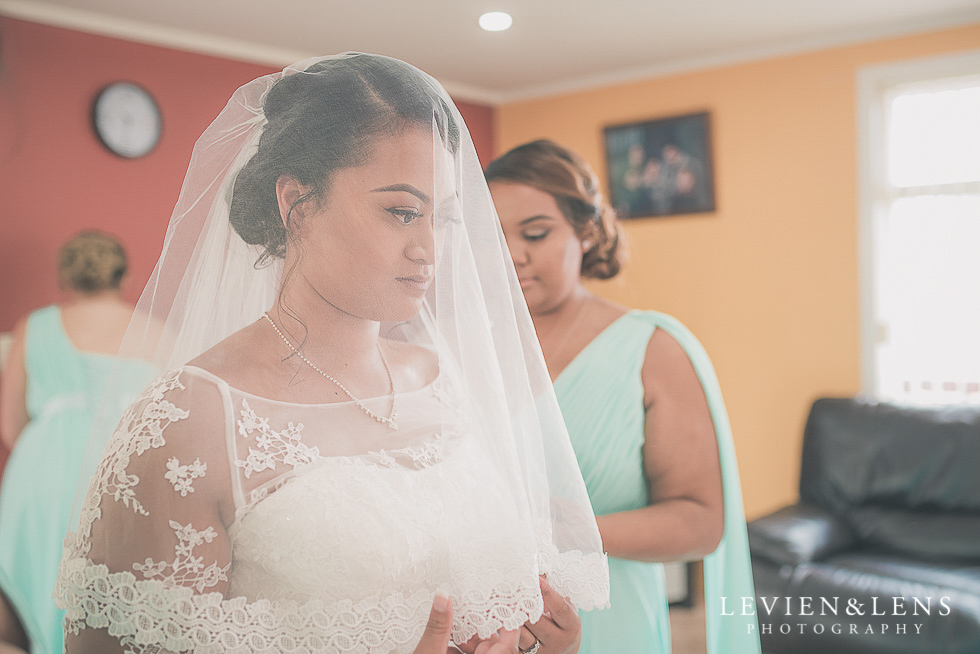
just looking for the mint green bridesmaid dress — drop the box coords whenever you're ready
[0,305,155,654]
[554,311,760,654]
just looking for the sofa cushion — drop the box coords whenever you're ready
[758,552,980,654]
[847,507,980,562]
[798,399,980,562]
[748,503,856,566]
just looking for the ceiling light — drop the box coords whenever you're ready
[479,11,513,32]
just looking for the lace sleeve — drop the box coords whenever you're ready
[57,368,235,653]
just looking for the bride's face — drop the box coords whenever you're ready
[289,125,455,322]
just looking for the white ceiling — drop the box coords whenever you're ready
[3,0,980,103]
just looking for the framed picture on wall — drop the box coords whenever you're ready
[603,111,716,219]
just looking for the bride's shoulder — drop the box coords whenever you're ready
[135,365,226,415]
[381,338,438,391]
[106,366,228,466]
[186,322,275,388]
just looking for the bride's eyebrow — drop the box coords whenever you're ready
[371,184,431,204]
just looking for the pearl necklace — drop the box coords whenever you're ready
[263,312,398,430]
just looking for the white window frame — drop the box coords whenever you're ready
[857,49,980,399]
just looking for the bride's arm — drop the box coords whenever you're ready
[60,370,234,653]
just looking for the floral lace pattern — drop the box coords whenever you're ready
[373,432,448,470]
[132,520,229,591]
[55,367,611,653]
[165,456,207,496]
[59,543,605,652]
[235,398,320,477]
[538,548,610,612]
[67,369,189,553]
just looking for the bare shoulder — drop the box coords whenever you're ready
[643,327,695,376]
[641,327,700,405]
[382,338,438,390]
[110,302,137,325]
[101,302,137,338]
[188,322,271,386]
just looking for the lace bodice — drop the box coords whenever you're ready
[56,367,607,653]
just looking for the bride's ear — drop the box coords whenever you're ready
[275,175,314,233]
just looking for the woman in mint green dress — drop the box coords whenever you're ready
[0,232,154,654]
[488,141,760,654]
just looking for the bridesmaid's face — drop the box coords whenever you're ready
[491,181,584,316]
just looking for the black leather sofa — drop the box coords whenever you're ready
[747,398,980,654]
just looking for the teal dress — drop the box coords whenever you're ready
[0,305,155,654]
[554,311,760,654]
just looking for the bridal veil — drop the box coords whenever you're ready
[55,53,608,653]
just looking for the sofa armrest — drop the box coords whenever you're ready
[748,502,856,566]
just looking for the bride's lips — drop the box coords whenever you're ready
[397,274,432,293]
[518,276,535,289]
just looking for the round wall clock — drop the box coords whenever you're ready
[92,82,163,158]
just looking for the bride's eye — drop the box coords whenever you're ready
[389,208,423,225]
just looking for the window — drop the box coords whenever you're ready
[859,51,980,405]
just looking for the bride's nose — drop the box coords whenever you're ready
[405,222,434,264]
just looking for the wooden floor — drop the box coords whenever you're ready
[668,566,707,654]
[669,597,707,654]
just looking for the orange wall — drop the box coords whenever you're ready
[495,24,980,519]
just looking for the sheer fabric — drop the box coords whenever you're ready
[55,53,608,653]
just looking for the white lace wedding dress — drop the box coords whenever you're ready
[56,366,607,653]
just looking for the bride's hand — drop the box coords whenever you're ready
[456,629,520,654]
[413,592,456,654]
[516,577,581,654]
[461,577,581,654]
[414,592,519,654]
[458,577,578,654]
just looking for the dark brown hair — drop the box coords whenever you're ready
[485,139,626,279]
[229,54,460,266]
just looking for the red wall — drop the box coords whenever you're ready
[0,17,495,331]
[456,100,495,169]
[0,16,494,468]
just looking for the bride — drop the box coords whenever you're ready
[54,54,608,653]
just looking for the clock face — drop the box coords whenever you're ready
[92,82,162,158]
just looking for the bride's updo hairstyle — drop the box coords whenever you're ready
[230,53,460,265]
[485,139,627,279]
